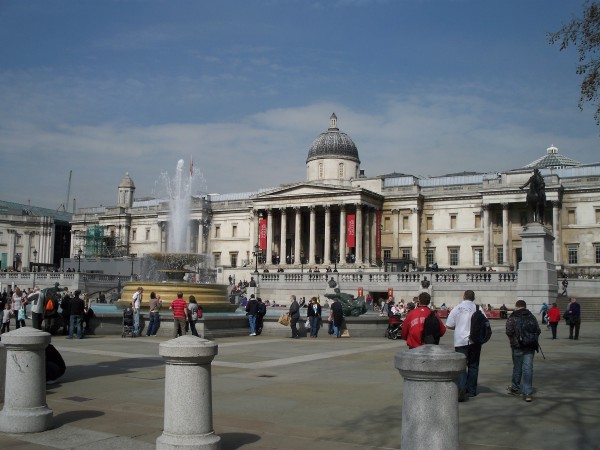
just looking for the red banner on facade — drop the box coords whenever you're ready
[376,209,382,262]
[358,287,363,297]
[388,287,393,298]
[347,214,356,248]
[259,218,267,250]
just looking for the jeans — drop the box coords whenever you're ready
[189,318,199,337]
[455,344,482,396]
[248,314,257,334]
[69,315,83,339]
[549,322,558,339]
[133,309,140,336]
[511,348,535,395]
[309,316,320,336]
[332,320,343,338]
[32,312,43,330]
[146,312,160,336]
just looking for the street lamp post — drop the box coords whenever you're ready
[333,240,338,272]
[252,243,260,274]
[424,238,431,271]
[32,249,38,288]
[130,254,135,281]
[300,250,305,274]
[77,248,83,273]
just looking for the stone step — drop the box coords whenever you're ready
[555,297,600,321]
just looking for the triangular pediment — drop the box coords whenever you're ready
[253,183,359,201]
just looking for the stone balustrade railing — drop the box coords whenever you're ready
[256,271,519,286]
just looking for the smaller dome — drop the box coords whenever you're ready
[524,145,581,169]
[119,172,136,189]
[306,113,360,164]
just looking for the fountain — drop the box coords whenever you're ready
[119,159,237,313]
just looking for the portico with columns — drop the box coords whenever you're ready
[250,184,383,268]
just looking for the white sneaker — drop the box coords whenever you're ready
[250,333,256,336]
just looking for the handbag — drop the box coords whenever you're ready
[278,313,290,326]
[18,308,26,321]
[304,319,311,329]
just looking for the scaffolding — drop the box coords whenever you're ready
[84,226,127,257]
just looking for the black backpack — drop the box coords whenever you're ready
[516,313,541,351]
[469,305,492,345]
[422,310,441,345]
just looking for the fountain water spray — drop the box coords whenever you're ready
[162,159,193,253]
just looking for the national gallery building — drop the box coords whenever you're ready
[66,113,600,277]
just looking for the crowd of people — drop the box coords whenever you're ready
[1,284,95,338]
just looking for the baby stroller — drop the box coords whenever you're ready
[122,307,135,338]
[385,315,403,340]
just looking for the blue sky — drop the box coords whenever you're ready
[1,0,597,210]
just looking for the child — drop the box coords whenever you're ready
[2,303,12,334]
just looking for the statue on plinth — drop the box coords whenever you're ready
[520,168,546,224]
[324,279,366,317]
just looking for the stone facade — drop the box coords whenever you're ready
[65,114,599,280]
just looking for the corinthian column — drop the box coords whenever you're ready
[324,205,331,264]
[502,203,510,266]
[294,207,301,264]
[482,204,490,265]
[356,205,363,264]
[267,208,273,264]
[309,206,316,265]
[280,208,287,265]
[339,205,347,263]
[552,201,561,264]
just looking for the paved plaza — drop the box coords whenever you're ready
[1,320,599,450]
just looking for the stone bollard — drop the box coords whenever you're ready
[0,328,53,433]
[395,345,466,450]
[156,336,220,450]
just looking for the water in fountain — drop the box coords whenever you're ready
[163,159,192,253]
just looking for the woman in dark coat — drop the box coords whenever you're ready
[306,297,322,338]
[329,298,344,338]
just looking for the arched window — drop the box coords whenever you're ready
[338,163,344,179]
[318,162,324,179]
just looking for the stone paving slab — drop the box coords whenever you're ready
[0,320,599,450]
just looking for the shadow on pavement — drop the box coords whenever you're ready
[219,432,261,449]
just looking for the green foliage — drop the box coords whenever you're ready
[549,1,600,126]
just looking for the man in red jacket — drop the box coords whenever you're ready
[401,292,446,349]
[169,292,188,338]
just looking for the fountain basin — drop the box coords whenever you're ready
[119,282,237,313]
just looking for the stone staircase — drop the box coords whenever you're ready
[556,297,600,321]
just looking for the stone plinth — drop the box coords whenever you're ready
[395,345,466,450]
[0,328,53,433]
[517,222,558,311]
[156,336,220,450]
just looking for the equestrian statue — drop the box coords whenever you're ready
[520,168,546,224]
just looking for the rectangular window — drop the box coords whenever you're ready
[595,244,600,264]
[232,225,237,238]
[567,245,578,264]
[145,229,150,240]
[450,215,457,230]
[383,249,391,260]
[132,229,137,241]
[230,252,238,268]
[473,248,483,266]
[449,247,459,266]
[497,247,504,265]
[402,216,409,230]
[474,214,481,228]
[213,252,221,266]
[384,217,391,231]
[215,225,221,238]
[426,248,435,266]
[338,163,344,179]
[567,209,576,225]
[426,216,433,230]
[402,248,411,260]
[595,208,600,224]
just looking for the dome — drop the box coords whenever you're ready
[119,172,136,189]
[524,145,581,169]
[306,113,360,164]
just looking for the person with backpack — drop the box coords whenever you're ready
[401,292,446,349]
[506,299,541,402]
[446,290,490,402]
